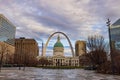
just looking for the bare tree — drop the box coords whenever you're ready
[87,35,107,67]
[87,35,106,51]
[0,42,8,72]
[38,57,49,66]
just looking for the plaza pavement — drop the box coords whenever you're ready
[0,67,120,80]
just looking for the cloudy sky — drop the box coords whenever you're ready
[0,0,120,56]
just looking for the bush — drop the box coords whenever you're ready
[36,66,83,69]
[96,61,112,74]
[2,64,13,67]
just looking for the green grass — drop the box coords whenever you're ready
[36,65,84,69]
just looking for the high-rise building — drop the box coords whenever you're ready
[14,37,39,66]
[0,14,16,64]
[0,14,16,45]
[110,19,120,50]
[75,40,86,56]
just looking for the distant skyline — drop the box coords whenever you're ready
[0,0,120,56]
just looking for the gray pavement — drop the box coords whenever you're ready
[0,67,120,80]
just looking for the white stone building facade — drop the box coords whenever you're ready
[47,36,79,66]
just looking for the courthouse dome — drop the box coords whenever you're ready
[54,35,64,48]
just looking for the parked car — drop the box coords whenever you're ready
[84,65,97,70]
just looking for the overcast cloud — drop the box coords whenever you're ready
[0,0,120,56]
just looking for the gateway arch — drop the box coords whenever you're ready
[41,32,75,57]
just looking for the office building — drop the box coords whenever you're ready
[14,37,39,66]
[0,14,16,45]
[110,19,120,50]
[0,14,16,64]
[75,40,86,56]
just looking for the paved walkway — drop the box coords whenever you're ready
[0,67,120,80]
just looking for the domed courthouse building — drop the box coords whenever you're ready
[47,36,79,66]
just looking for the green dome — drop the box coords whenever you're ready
[54,35,64,48]
[54,41,64,48]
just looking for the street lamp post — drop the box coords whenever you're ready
[106,19,115,74]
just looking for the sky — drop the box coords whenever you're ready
[0,0,120,56]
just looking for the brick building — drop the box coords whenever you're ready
[14,37,39,66]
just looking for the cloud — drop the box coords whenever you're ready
[0,0,120,56]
